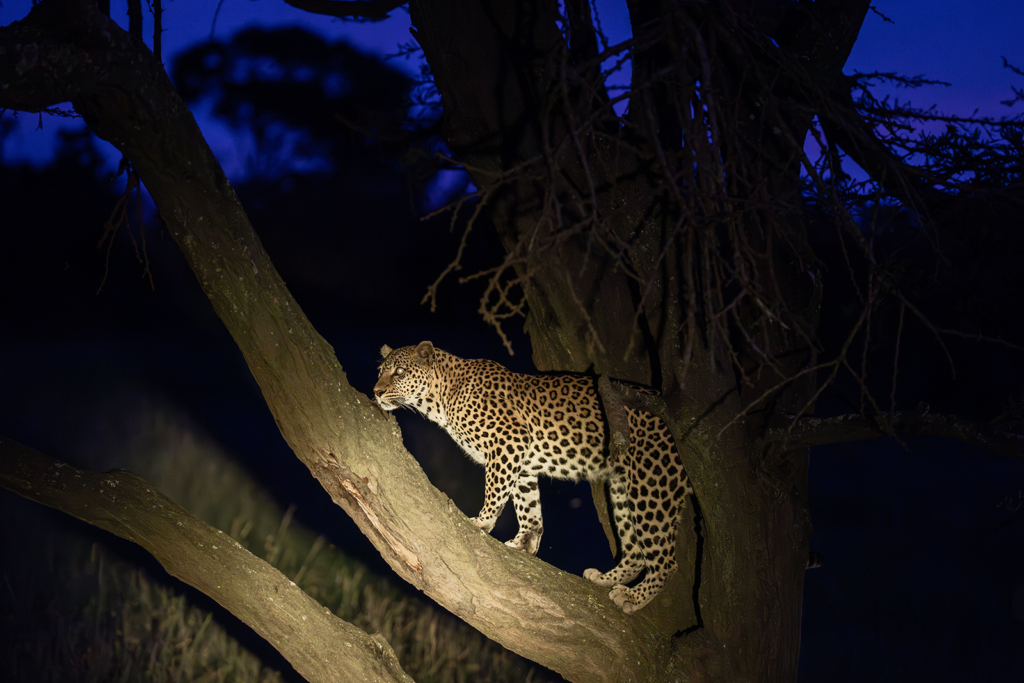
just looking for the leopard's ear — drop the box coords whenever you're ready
[380,345,393,359]
[414,341,435,365]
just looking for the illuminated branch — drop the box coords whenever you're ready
[0,436,414,683]
[0,4,674,679]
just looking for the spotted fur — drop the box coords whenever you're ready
[373,341,690,613]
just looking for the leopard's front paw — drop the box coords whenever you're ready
[584,568,615,586]
[468,516,495,533]
[505,528,542,555]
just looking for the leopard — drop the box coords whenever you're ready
[373,340,691,613]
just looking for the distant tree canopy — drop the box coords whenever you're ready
[168,27,498,328]
[1,1,1023,682]
[172,27,413,178]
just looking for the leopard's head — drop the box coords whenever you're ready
[373,341,438,413]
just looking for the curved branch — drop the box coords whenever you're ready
[0,436,414,683]
[766,404,1024,459]
[819,75,944,205]
[0,2,672,681]
[282,0,405,21]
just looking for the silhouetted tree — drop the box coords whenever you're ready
[1,1,1022,681]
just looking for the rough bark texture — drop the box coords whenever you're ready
[4,1,1019,682]
[0,437,414,683]
[0,3,674,681]
[407,0,863,679]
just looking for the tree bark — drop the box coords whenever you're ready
[8,1,1007,682]
[0,2,681,680]
[0,437,414,683]
[406,2,876,681]
[767,406,1024,459]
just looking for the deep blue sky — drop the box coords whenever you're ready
[1,0,1022,172]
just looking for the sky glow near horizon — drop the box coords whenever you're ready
[0,0,1021,174]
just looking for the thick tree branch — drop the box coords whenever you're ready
[0,436,414,683]
[282,0,405,21]
[0,3,672,680]
[410,0,651,379]
[766,404,1024,459]
[819,75,943,204]
[778,0,870,86]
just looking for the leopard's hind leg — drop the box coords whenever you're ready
[583,468,644,587]
[607,486,681,614]
[607,432,689,613]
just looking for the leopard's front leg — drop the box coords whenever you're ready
[468,452,520,535]
[506,473,542,554]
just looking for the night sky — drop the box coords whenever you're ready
[1,2,1023,681]
[2,0,1023,168]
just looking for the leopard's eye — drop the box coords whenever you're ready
[395,366,405,375]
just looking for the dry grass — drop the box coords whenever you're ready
[0,388,556,682]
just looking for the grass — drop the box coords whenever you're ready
[0,387,558,682]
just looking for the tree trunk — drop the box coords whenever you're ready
[0,1,903,681]
[0,2,682,680]
[409,1,858,679]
